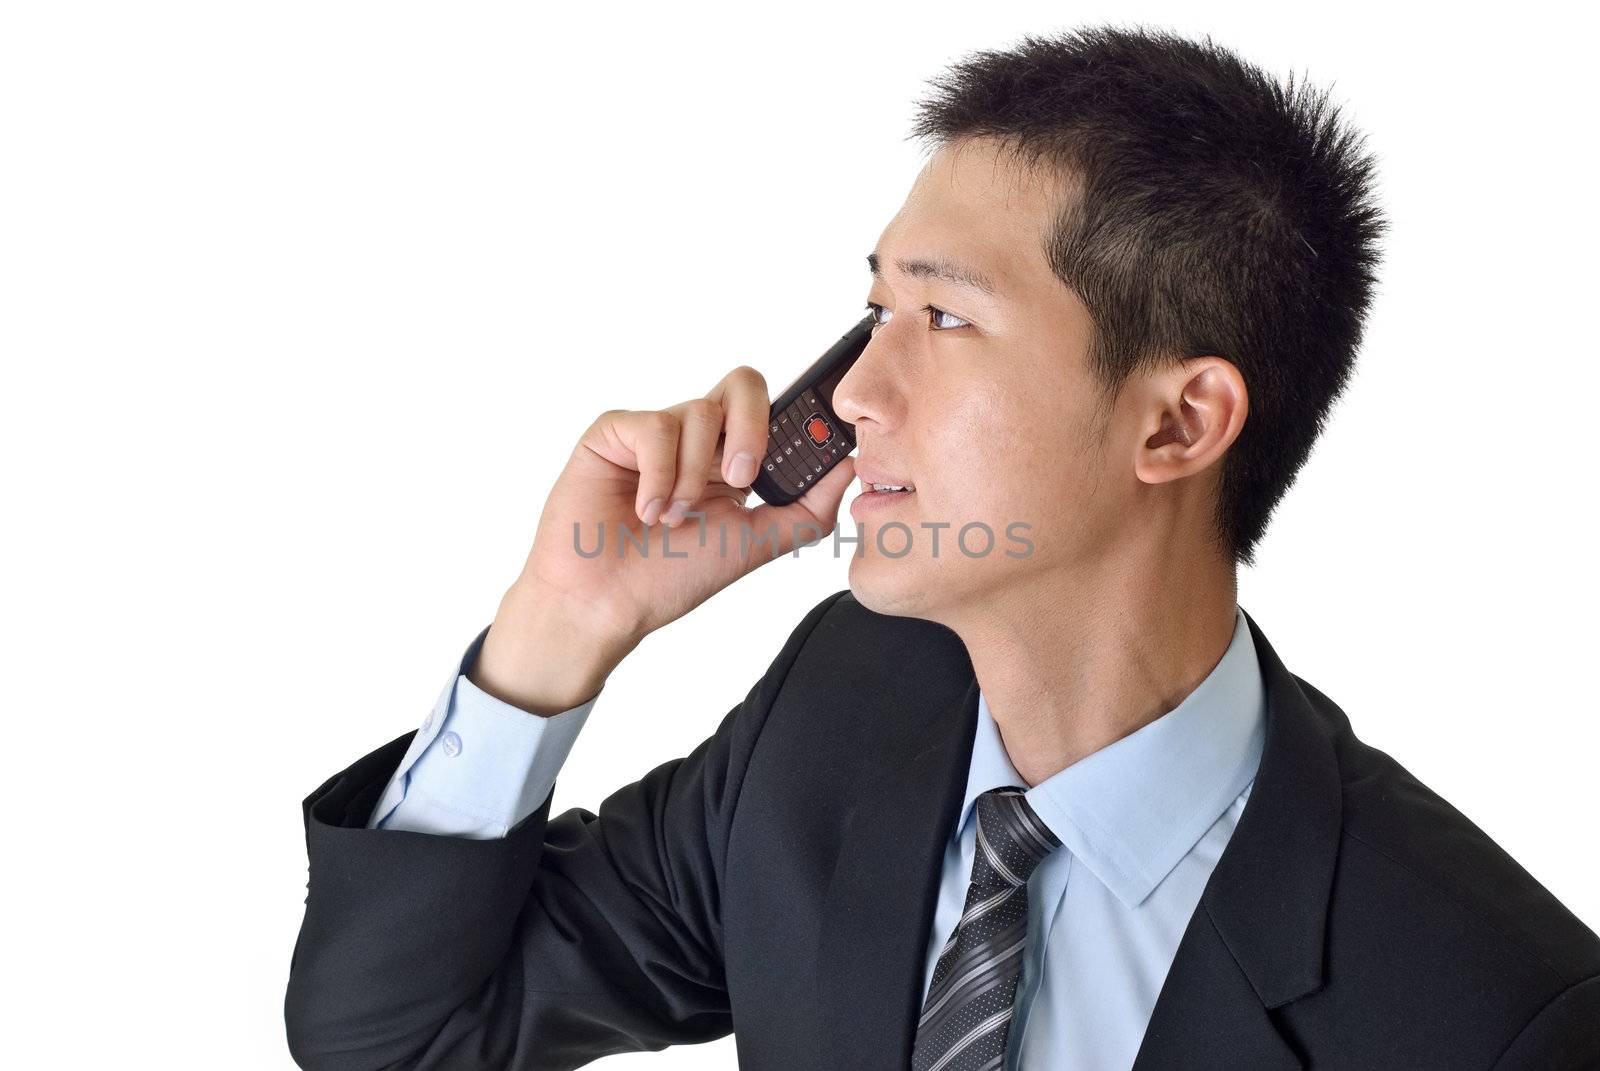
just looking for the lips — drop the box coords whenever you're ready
[854,462,915,491]
[848,475,916,522]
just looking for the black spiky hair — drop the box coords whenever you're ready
[908,25,1387,567]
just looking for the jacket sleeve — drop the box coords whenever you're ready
[1492,973,1600,1070]
[284,589,849,1071]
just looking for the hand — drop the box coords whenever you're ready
[472,365,856,714]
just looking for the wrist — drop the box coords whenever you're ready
[470,580,638,717]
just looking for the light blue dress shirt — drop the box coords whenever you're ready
[929,604,1265,1068]
[367,626,597,839]
[370,605,1265,1070]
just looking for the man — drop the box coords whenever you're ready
[285,25,1600,1070]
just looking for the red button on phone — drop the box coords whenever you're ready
[805,414,832,447]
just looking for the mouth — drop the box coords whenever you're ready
[850,476,917,522]
[858,478,915,496]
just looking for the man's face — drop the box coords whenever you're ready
[832,137,1125,621]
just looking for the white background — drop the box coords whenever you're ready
[4,2,1596,1067]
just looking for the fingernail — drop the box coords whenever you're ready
[728,451,757,486]
[661,499,690,526]
[641,498,665,526]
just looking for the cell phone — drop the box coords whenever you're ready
[750,313,874,506]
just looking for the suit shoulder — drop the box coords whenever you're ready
[800,588,970,665]
[1304,676,1600,989]
[773,589,975,736]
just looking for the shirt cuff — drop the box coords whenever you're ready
[367,624,600,838]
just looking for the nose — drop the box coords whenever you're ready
[831,334,894,430]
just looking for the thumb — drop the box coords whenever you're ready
[747,456,857,560]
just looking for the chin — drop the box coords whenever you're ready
[846,553,940,620]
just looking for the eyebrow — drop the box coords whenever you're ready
[867,251,1000,298]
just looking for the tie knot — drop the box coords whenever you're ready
[973,787,1061,889]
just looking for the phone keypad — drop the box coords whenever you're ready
[762,388,852,498]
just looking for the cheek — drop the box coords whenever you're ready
[926,391,1098,535]
[918,412,1032,526]
[907,342,1107,560]
[954,384,1063,466]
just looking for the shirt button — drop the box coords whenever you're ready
[440,730,462,757]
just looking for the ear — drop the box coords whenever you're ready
[1133,358,1248,486]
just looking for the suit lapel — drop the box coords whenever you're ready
[1129,905,1304,1068]
[814,674,980,1070]
[1131,607,1343,1069]
[809,605,1342,1070]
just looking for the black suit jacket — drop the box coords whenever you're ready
[286,590,1600,1069]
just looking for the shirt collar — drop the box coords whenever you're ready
[958,603,1266,908]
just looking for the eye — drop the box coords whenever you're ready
[863,301,969,331]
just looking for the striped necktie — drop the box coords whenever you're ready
[911,786,1062,1071]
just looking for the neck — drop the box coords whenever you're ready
[944,556,1239,788]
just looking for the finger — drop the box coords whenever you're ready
[700,480,751,506]
[596,409,681,527]
[705,365,769,488]
[660,398,724,526]
[704,444,752,492]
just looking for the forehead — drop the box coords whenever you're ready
[875,138,1063,296]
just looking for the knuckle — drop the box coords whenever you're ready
[682,398,723,431]
[645,410,679,439]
